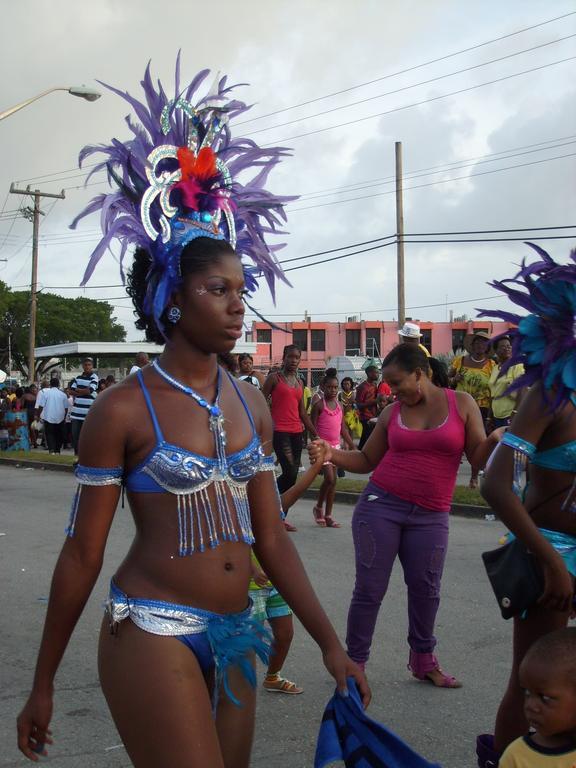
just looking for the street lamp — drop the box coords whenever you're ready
[3,84,101,381]
[0,85,101,121]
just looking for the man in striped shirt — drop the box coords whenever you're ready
[69,357,99,455]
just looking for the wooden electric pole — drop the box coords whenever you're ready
[395,141,405,326]
[9,184,65,382]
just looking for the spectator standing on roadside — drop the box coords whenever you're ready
[355,365,379,449]
[129,351,149,375]
[398,322,430,357]
[35,378,69,455]
[262,344,318,530]
[238,353,265,388]
[488,336,525,430]
[69,357,99,455]
[449,331,496,487]
[23,385,39,448]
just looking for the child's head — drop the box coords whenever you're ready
[519,628,576,741]
[341,376,354,393]
[322,369,339,400]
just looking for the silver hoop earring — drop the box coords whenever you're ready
[167,306,181,324]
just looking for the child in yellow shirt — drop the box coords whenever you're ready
[499,628,576,767]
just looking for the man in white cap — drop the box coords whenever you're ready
[398,322,430,357]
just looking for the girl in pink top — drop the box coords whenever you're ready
[310,371,354,528]
[309,345,499,687]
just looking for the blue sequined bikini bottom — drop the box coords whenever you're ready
[105,580,271,706]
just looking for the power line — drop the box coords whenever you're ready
[236,11,576,125]
[298,139,576,202]
[283,233,576,274]
[249,35,576,136]
[264,56,576,146]
[7,224,576,291]
[288,151,576,212]
[297,134,576,199]
[242,294,504,319]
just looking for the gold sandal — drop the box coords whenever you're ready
[263,674,303,694]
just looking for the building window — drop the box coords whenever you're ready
[365,328,381,357]
[292,329,308,352]
[420,329,432,354]
[452,329,467,353]
[310,329,326,352]
[256,328,271,344]
[346,329,361,356]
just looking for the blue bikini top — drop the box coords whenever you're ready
[502,394,576,475]
[66,367,275,556]
[124,369,273,494]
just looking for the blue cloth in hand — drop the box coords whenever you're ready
[314,677,442,768]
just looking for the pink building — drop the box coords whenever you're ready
[248,318,515,384]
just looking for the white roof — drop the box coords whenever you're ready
[34,341,257,358]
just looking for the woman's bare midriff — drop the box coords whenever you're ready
[524,464,576,536]
[113,490,253,614]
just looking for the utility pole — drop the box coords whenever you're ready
[9,184,65,382]
[395,141,406,326]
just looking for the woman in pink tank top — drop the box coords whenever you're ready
[262,344,318,532]
[310,371,354,528]
[309,345,499,688]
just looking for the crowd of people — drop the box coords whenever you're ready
[12,62,575,768]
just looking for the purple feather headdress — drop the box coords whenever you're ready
[71,56,295,335]
[477,242,576,411]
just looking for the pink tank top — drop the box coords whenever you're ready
[316,399,342,445]
[371,388,465,512]
[270,375,303,433]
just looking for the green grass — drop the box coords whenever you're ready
[0,450,75,466]
[310,476,488,507]
[0,452,489,506]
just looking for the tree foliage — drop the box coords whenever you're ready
[0,280,126,378]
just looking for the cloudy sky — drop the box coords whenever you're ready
[0,0,574,339]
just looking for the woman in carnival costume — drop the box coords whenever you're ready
[476,244,576,767]
[16,60,369,767]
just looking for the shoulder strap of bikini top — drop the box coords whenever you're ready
[226,371,257,438]
[136,369,164,444]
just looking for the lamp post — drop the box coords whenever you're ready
[0,85,101,121]
[4,84,101,381]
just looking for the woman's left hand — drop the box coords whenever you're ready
[323,643,371,708]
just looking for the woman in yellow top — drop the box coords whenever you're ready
[449,331,496,487]
[488,336,525,429]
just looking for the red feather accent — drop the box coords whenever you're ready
[194,147,217,180]
[177,146,217,180]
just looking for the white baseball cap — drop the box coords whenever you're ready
[398,322,422,339]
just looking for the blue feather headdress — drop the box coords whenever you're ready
[477,242,576,411]
[71,55,295,336]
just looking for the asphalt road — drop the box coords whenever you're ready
[0,464,510,767]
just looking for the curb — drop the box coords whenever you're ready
[0,458,490,519]
[301,489,490,519]
[0,457,75,473]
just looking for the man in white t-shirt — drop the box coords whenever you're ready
[36,378,69,454]
[129,351,150,376]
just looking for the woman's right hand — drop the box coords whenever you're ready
[17,690,54,761]
[539,556,574,613]
[308,439,331,465]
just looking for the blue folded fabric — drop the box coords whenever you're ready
[314,678,442,768]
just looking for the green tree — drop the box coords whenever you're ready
[0,281,126,379]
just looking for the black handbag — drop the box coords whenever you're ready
[481,538,544,620]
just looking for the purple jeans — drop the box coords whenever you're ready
[346,482,449,664]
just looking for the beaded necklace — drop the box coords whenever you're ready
[152,359,228,470]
